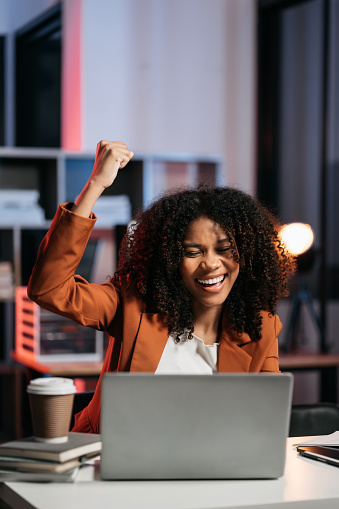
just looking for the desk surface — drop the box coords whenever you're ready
[279,352,339,369]
[1,438,339,509]
[12,352,103,376]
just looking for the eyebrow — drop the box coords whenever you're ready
[183,238,230,247]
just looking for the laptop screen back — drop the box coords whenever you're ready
[101,372,293,480]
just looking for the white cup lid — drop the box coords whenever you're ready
[27,377,77,395]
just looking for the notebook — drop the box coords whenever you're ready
[100,372,293,480]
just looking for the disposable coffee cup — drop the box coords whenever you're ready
[27,377,77,443]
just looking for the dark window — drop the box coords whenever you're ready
[257,0,339,327]
[15,3,61,147]
[0,36,5,146]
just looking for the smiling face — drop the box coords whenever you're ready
[180,216,239,316]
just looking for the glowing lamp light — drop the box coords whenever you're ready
[279,223,314,256]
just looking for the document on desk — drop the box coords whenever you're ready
[294,431,339,447]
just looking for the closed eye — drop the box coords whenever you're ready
[184,251,201,257]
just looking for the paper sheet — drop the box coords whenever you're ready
[293,431,339,447]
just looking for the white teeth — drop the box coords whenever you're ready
[197,275,225,285]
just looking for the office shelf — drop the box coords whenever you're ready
[0,147,223,364]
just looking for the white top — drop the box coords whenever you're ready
[155,333,219,374]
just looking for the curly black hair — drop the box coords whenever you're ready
[113,186,296,341]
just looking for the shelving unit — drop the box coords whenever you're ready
[0,147,224,362]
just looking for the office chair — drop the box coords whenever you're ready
[289,403,339,437]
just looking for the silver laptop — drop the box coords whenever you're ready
[100,372,293,480]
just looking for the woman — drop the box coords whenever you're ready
[28,141,295,434]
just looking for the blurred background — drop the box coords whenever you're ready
[1,0,339,441]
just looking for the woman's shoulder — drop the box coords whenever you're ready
[113,275,142,299]
[260,311,282,337]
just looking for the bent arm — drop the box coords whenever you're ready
[27,203,120,331]
[28,141,134,330]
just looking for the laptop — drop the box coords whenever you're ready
[100,372,293,480]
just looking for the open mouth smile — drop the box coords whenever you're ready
[196,274,226,286]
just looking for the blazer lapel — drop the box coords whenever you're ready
[129,313,169,372]
[128,308,254,373]
[218,315,253,372]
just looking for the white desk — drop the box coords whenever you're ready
[0,438,339,509]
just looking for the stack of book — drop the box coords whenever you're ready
[0,261,15,300]
[0,189,45,225]
[0,432,102,482]
[92,195,132,226]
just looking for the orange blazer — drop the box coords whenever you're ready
[28,204,282,434]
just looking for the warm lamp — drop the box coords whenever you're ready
[279,223,316,274]
[279,222,314,256]
[278,222,329,353]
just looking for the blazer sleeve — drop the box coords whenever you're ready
[27,203,121,332]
